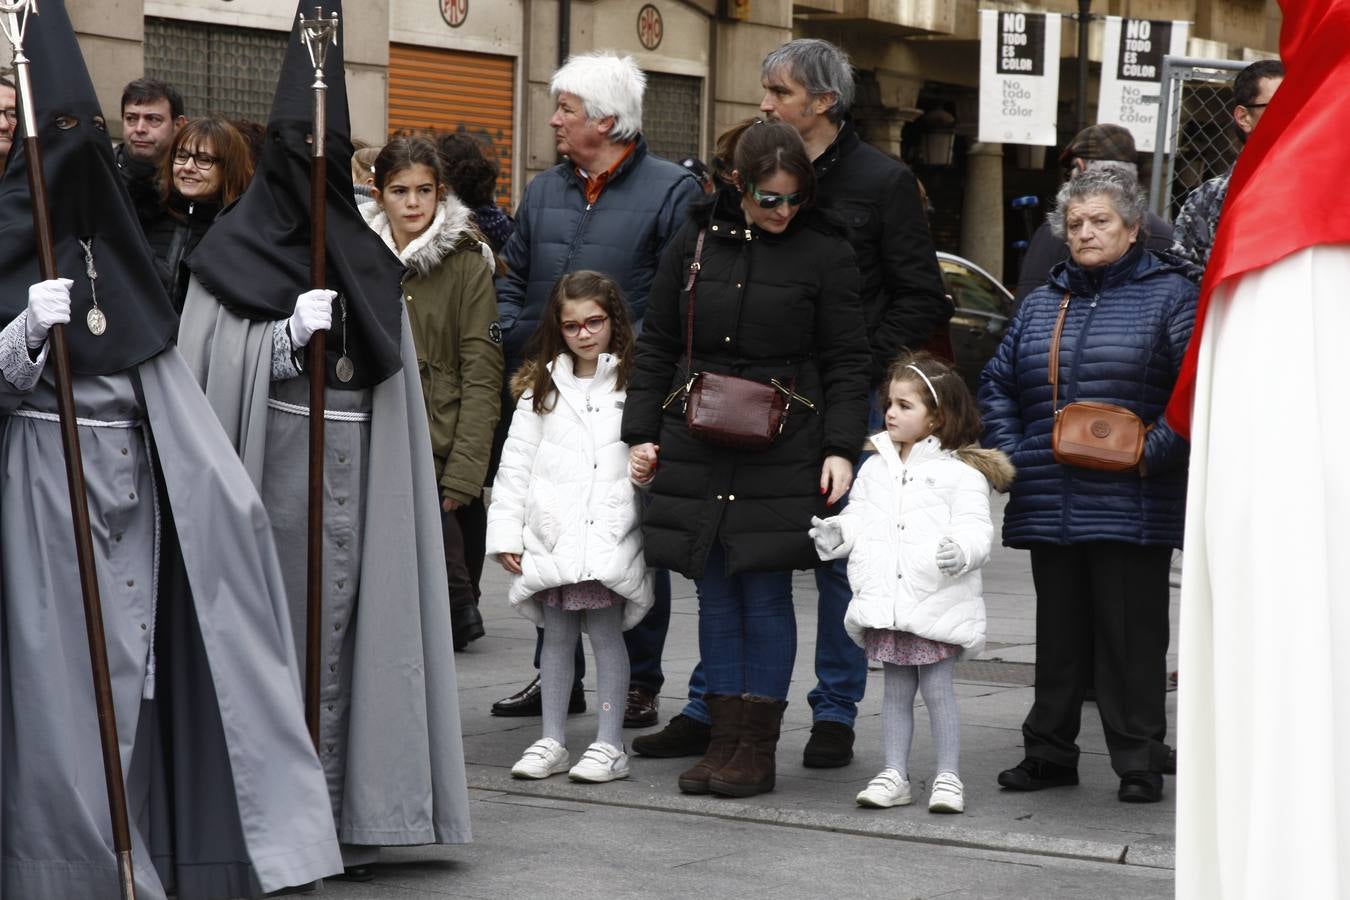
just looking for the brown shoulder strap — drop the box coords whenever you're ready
[1048,291,1071,414]
[683,229,707,378]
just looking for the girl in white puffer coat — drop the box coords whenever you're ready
[487,271,653,785]
[810,353,1013,816]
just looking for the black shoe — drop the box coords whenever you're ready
[333,866,374,882]
[1162,746,1176,776]
[997,757,1080,791]
[1118,771,1164,803]
[624,686,660,728]
[490,675,586,717]
[802,721,855,768]
[451,605,485,651]
[632,714,712,758]
[265,882,318,896]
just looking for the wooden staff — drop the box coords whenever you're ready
[299,6,339,748]
[0,3,136,898]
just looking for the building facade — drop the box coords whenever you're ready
[62,0,1281,282]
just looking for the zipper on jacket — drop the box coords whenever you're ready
[563,189,596,269]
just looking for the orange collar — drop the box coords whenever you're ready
[577,142,636,205]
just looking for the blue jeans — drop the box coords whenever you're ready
[693,543,796,701]
[680,399,878,726]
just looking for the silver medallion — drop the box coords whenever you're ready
[86,307,107,336]
[335,355,355,383]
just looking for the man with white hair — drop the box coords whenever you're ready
[490,51,701,726]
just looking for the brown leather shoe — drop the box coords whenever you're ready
[624,685,659,728]
[677,695,741,794]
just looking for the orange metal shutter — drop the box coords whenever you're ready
[388,44,514,207]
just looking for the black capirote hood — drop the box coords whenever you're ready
[0,0,178,375]
[188,0,405,390]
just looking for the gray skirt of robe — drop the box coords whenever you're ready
[178,277,472,851]
[0,354,343,899]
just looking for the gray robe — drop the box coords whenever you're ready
[0,316,343,898]
[177,276,472,851]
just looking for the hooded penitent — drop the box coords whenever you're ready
[0,0,178,374]
[188,0,405,391]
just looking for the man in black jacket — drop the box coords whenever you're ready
[115,78,186,235]
[1013,124,1177,303]
[632,38,950,768]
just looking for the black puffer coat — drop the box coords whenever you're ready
[621,189,870,579]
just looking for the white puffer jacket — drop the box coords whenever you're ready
[486,352,653,629]
[815,433,1013,657]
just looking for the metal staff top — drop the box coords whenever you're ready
[299,7,339,161]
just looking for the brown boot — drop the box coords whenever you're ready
[677,695,742,794]
[708,695,787,798]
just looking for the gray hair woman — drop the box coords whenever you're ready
[978,167,1199,805]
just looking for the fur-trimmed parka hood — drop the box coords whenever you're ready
[954,446,1016,493]
[362,194,496,278]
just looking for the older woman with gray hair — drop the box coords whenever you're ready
[978,168,1198,805]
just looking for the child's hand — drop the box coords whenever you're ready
[809,515,844,557]
[629,442,660,483]
[498,552,523,575]
[935,538,966,575]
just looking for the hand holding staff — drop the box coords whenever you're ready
[299,4,339,749]
[0,2,137,898]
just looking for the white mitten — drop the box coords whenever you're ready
[809,515,845,558]
[25,278,73,349]
[936,537,967,575]
[287,289,335,348]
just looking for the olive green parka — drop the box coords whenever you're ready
[364,195,503,505]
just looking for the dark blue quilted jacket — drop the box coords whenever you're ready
[494,137,701,370]
[978,244,1199,548]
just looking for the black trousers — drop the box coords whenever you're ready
[1024,542,1172,775]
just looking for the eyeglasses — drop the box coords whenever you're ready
[173,149,218,170]
[0,108,15,125]
[748,185,805,210]
[561,315,609,338]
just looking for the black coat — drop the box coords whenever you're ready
[621,190,870,580]
[146,193,222,313]
[814,120,950,385]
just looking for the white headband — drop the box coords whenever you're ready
[906,364,940,408]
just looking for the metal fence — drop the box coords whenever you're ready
[1149,56,1247,222]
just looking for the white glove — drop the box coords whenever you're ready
[936,537,966,575]
[25,278,73,349]
[809,515,844,557]
[287,289,335,348]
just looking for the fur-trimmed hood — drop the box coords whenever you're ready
[865,433,1016,493]
[362,194,495,278]
[954,446,1016,493]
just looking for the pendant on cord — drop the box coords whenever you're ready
[79,238,107,336]
[334,294,354,383]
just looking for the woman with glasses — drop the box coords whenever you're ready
[621,118,870,798]
[149,117,254,312]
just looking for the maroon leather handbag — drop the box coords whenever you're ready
[661,229,801,450]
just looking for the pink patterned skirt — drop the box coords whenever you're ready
[864,629,960,666]
[537,579,621,611]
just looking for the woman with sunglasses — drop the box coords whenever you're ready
[622,118,870,798]
[148,117,254,312]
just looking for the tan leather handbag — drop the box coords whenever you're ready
[1048,293,1150,472]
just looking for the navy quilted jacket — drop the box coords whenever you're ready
[978,244,1198,548]
[494,137,701,370]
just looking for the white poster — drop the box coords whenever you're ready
[1097,17,1190,152]
[978,9,1062,147]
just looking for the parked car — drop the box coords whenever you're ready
[935,251,1013,395]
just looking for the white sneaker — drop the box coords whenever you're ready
[855,768,912,808]
[928,771,965,813]
[567,742,630,783]
[511,738,569,779]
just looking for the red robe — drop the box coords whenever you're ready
[1165,0,1350,437]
